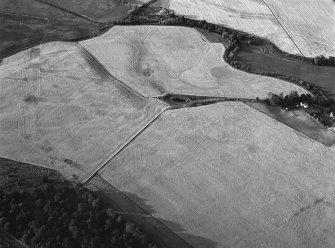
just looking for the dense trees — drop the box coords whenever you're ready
[0,182,157,248]
[313,55,335,66]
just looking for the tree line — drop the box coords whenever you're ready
[0,178,157,248]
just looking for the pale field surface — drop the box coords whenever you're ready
[81,26,306,98]
[168,0,301,55]
[100,102,335,248]
[262,0,335,57]
[0,42,167,180]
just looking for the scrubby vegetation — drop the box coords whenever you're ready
[0,178,157,248]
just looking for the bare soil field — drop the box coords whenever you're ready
[80,25,306,98]
[99,101,335,248]
[168,0,301,55]
[262,0,335,57]
[0,42,167,180]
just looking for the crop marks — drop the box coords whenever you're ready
[0,42,167,180]
[80,26,306,98]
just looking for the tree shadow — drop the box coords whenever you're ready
[86,175,218,248]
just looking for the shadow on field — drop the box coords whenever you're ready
[86,175,217,248]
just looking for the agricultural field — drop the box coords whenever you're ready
[40,0,136,23]
[169,0,335,56]
[262,0,335,57]
[0,0,75,19]
[246,102,335,147]
[235,49,335,98]
[0,13,103,59]
[0,42,168,180]
[81,25,306,98]
[99,101,335,248]
[168,0,301,55]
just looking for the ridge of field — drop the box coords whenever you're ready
[169,0,335,57]
[99,101,335,248]
[80,25,306,98]
[262,0,335,57]
[168,0,301,55]
[0,41,168,180]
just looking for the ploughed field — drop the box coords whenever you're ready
[1,6,335,248]
[0,42,167,180]
[168,0,335,57]
[99,101,335,248]
[235,48,335,98]
[80,25,306,98]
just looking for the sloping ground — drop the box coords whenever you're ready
[99,102,335,248]
[262,0,335,57]
[0,42,168,180]
[168,0,301,55]
[80,26,306,98]
[169,0,335,56]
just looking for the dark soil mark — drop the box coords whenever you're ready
[292,198,325,218]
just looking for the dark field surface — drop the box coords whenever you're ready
[41,0,136,23]
[0,0,75,20]
[246,102,335,147]
[0,13,105,59]
[236,48,335,98]
[0,0,134,59]
[0,157,63,193]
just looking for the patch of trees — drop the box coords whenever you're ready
[266,91,335,127]
[266,91,312,108]
[312,55,335,66]
[0,181,157,248]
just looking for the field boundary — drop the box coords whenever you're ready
[244,102,333,148]
[87,175,195,248]
[260,0,304,56]
[81,107,170,184]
